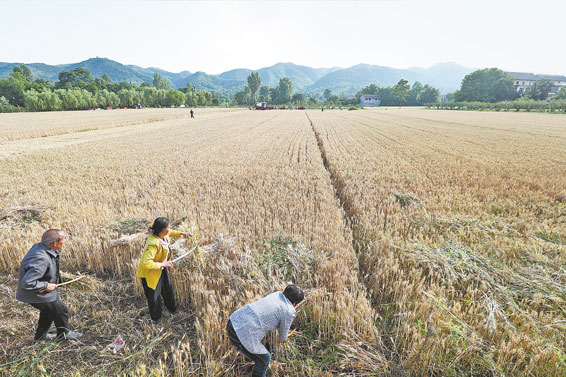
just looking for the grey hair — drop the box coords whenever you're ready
[41,229,64,247]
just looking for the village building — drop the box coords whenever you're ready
[506,72,566,97]
[539,74,566,95]
[360,94,381,107]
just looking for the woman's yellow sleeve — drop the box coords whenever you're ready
[141,243,162,270]
[169,230,181,237]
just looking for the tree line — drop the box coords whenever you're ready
[448,68,566,104]
[354,80,440,106]
[232,71,442,108]
[233,73,307,106]
[432,98,566,113]
[0,65,221,112]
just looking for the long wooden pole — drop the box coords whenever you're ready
[40,276,86,293]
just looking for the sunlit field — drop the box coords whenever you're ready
[1,108,564,376]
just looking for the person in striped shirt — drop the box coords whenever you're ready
[227,284,304,377]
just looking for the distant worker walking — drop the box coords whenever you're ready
[16,229,83,341]
[137,217,191,324]
[190,109,194,118]
[227,285,304,377]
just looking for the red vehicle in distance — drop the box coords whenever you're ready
[253,102,267,110]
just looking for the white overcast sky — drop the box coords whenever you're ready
[1,0,564,74]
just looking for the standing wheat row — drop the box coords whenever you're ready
[307,108,566,376]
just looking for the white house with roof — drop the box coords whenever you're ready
[505,72,566,96]
[360,94,381,107]
[539,74,566,95]
[506,72,540,93]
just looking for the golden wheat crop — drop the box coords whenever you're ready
[307,107,566,376]
[0,109,384,376]
[1,107,564,376]
[0,107,240,142]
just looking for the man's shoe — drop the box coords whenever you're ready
[57,331,83,341]
[34,333,56,343]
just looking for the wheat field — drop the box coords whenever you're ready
[0,108,240,142]
[0,107,564,376]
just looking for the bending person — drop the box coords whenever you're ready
[16,229,83,341]
[137,217,191,324]
[227,284,304,377]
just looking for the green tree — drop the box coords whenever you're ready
[234,91,248,106]
[143,87,158,107]
[258,86,271,102]
[393,79,410,106]
[165,89,185,107]
[270,87,280,104]
[56,67,93,89]
[360,84,379,95]
[244,85,251,105]
[197,90,212,106]
[94,89,118,108]
[292,93,305,104]
[156,89,168,107]
[555,87,566,100]
[26,89,61,111]
[152,73,170,90]
[377,87,397,106]
[408,81,423,106]
[12,64,33,82]
[528,78,554,100]
[419,85,440,104]
[247,72,261,105]
[57,89,79,110]
[276,77,293,104]
[0,96,12,112]
[455,68,517,102]
[211,92,221,106]
[45,90,62,110]
[0,77,26,106]
[118,89,136,107]
[95,89,109,108]
[323,89,332,102]
[185,91,198,107]
[106,91,120,108]
[32,78,53,91]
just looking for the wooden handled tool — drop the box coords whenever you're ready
[40,276,86,293]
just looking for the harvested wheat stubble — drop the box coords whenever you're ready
[0,107,242,142]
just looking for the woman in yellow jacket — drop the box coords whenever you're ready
[137,217,191,324]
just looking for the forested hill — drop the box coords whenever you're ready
[0,57,473,95]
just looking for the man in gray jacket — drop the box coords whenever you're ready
[227,284,304,377]
[17,229,82,341]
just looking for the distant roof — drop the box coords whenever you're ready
[539,74,566,81]
[361,95,381,99]
[505,72,540,81]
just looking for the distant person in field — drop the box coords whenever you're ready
[190,109,194,118]
[227,284,304,377]
[16,229,83,341]
[137,217,192,324]
[321,107,324,112]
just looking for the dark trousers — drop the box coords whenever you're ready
[30,299,69,340]
[227,319,271,377]
[141,269,177,321]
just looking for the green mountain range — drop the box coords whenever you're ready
[0,57,474,96]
